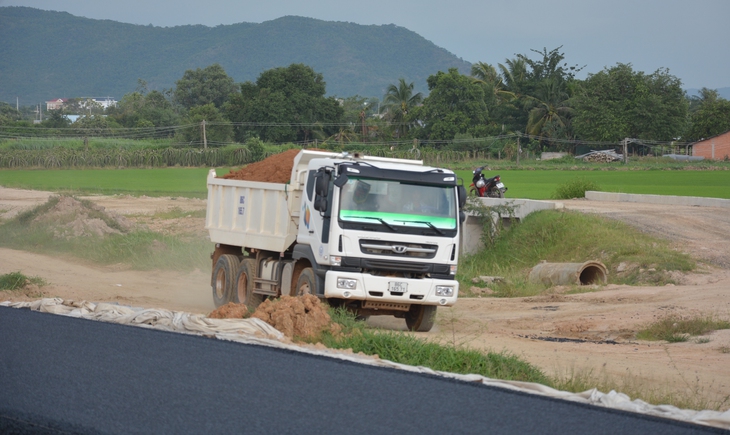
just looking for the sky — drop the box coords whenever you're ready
[3,0,728,90]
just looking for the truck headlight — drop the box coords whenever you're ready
[450,265,457,275]
[330,256,342,266]
[337,278,357,290]
[435,286,454,297]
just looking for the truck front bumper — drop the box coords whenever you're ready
[324,272,459,306]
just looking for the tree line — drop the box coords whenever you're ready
[1,46,729,154]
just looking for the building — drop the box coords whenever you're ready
[46,98,68,110]
[87,97,117,109]
[692,130,730,161]
[45,97,117,111]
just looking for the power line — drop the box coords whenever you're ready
[0,123,695,149]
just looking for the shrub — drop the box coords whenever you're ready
[552,177,601,199]
[0,271,45,290]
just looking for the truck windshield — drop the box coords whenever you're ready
[338,177,457,232]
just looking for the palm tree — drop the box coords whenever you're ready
[497,58,529,96]
[470,62,515,104]
[328,125,358,145]
[525,77,573,145]
[382,78,423,138]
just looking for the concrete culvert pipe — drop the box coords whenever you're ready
[528,261,608,286]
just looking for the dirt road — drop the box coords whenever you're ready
[1,188,729,408]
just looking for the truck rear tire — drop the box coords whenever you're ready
[212,254,239,308]
[295,268,316,296]
[235,258,264,310]
[405,305,436,332]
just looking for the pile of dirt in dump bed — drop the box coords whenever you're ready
[222,148,333,183]
[209,294,340,340]
[222,148,302,183]
[32,196,133,238]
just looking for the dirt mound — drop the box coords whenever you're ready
[252,295,339,340]
[209,295,339,340]
[208,302,250,319]
[0,284,45,301]
[33,196,133,238]
[222,149,302,183]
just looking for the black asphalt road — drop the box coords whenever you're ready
[1,306,726,434]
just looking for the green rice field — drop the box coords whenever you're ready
[0,167,727,199]
[0,168,234,198]
[453,169,730,199]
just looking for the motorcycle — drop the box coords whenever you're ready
[470,166,507,198]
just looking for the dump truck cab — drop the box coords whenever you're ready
[292,153,465,329]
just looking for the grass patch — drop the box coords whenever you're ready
[149,207,207,219]
[636,314,730,342]
[458,209,695,297]
[0,228,211,272]
[0,198,211,272]
[319,307,550,384]
[0,271,46,290]
[90,231,211,271]
[318,307,729,411]
[551,177,601,199]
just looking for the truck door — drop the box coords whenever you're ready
[298,169,331,264]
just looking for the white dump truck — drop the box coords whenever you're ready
[205,150,467,331]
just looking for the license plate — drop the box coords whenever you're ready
[388,281,408,293]
[496,182,505,189]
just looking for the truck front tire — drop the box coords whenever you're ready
[295,268,316,296]
[405,305,437,332]
[212,254,239,308]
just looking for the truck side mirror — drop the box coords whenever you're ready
[315,169,330,198]
[457,185,467,209]
[314,196,328,213]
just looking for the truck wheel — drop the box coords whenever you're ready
[233,258,261,308]
[405,305,437,332]
[295,268,316,296]
[212,254,239,308]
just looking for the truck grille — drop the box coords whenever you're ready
[359,239,437,259]
[340,257,450,275]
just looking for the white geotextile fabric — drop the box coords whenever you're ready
[1,298,284,340]
[3,298,729,430]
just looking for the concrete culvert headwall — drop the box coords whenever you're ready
[528,261,608,286]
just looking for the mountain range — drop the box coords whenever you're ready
[0,7,471,105]
[2,7,728,107]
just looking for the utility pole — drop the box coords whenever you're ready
[360,110,366,142]
[202,120,207,149]
[516,135,521,166]
[623,138,629,164]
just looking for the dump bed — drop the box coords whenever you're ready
[205,171,299,252]
[205,150,340,252]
